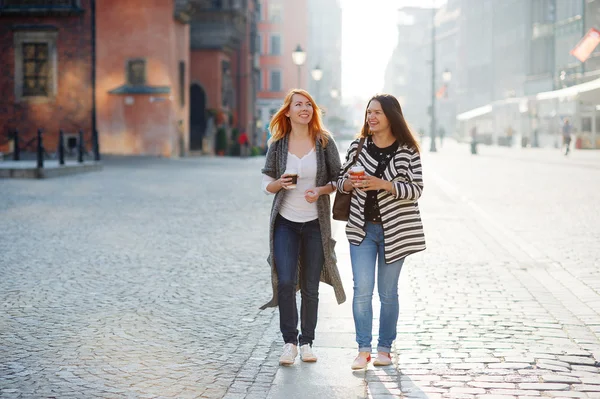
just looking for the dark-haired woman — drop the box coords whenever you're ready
[336,94,426,370]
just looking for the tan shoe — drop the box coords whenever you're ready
[279,343,298,366]
[351,353,371,370]
[300,344,317,362]
[373,352,392,366]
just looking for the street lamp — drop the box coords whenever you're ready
[442,69,452,84]
[330,88,339,99]
[291,45,306,88]
[311,64,323,103]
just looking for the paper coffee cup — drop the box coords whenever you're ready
[349,165,365,177]
[284,169,298,189]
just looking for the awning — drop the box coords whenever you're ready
[456,104,492,121]
[536,78,600,101]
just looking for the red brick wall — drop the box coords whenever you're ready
[190,49,226,111]
[0,0,93,154]
[96,0,190,157]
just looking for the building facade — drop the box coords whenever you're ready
[433,0,460,139]
[0,0,94,156]
[456,0,600,149]
[256,0,308,145]
[1,0,262,158]
[188,0,259,154]
[96,0,190,157]
[383,7,433,136]
[307,0,342,127]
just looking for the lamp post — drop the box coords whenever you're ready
[441,69,452,145]
[292,44,307,88]
[430,6,437,153]
[311,64,323,103]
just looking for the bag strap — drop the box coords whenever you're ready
[324,137,366,189]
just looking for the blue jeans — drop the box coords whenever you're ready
[273,214,324,346]
[350,222,405,353]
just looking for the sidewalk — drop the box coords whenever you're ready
[258,146,600,399]
[436,139,600,169]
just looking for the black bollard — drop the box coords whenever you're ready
[78,129,84,163]
[92,129,100,161]
[36,129,44,168]
[58,129,65,165]
[13,129,20,161]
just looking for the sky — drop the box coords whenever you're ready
[340,0,444,104]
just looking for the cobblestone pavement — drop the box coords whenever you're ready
[1,156,279,398]
[1,142,600,399]
[382,141,600,399]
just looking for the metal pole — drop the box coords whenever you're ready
[430,6,437,153]
[36,128,44,169]
[58,129,65,165]
[78,129,84,163]
[93,129,100,161]
[13,129,20,161]
[297,65,301,89]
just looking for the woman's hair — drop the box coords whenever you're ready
[269,89,331,147]
[359,93,420,152]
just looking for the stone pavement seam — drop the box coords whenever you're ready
[223,309,279,399]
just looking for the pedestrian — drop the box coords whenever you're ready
[562,118,572,155]
[238,130,249,157]
[336,94,426,370]
[438,126,445,147]
[470,126,478,154]
[260,88,346,366]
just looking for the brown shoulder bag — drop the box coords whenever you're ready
[327,138,366,221]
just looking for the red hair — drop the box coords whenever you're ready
[269,89,331,147]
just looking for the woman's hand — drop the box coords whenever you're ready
[279,174,294,190]
[354,175,392,192]
[304,187,321,203]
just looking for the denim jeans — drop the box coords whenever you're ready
[273,214,324,346]
[350,222,405,353]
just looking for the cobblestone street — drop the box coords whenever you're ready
[1,142,600,398]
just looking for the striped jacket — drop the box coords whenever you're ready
[336,138,426,263]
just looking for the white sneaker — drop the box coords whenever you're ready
[279,343,298,366]
[300,344,318,362]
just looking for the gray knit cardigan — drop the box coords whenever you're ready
[260,133,347,309]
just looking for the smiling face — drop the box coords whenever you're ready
[286,94,314,125]
[366,100,390,134]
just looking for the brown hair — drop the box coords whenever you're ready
[269,89,331,147]
[359,93,420,152]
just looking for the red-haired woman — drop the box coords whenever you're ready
[337,94,426,369]
[260,89,346,366]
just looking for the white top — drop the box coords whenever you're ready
[261,149,319,222]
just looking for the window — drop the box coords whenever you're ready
[127,59,146,85]
[211,0,223,8]
[0,0,83,15]
[256,1,262,21]
[268,3,282,22]
[22,43,49,96]
[270,34,281,55]
[270,70,281,92]
[257,69,262,91]
[179,61,185,107]
[13,29,57,102]
[257,34,263,55]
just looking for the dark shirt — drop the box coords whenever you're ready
[364,137,399,223]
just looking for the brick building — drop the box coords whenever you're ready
[187,0,260,154]
[256,0,309,146]
[96,0,190,157]
[1,0,261,157]
[0,0,94,155]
